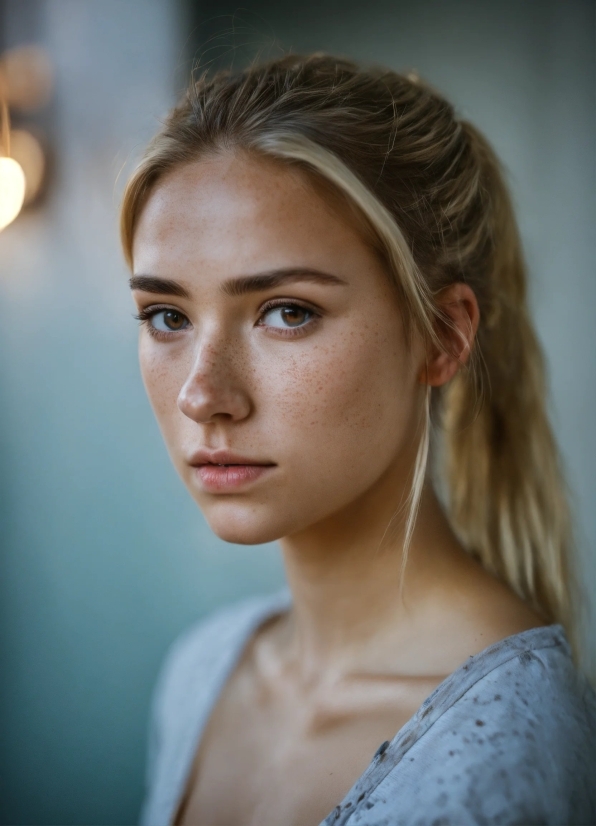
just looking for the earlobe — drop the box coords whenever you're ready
[418,283,480,388]
[420,349,462,387]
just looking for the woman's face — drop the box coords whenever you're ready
[131,151,425,545]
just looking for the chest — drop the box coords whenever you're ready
[173,673,443,826]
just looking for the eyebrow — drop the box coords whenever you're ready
[130,268,346,298]
[221,268,346,296]
[129,275,190,298]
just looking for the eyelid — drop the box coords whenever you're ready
[256,297,322,335]
[134,304,192,341]
[134,302,188,320]
[258,296,322,315]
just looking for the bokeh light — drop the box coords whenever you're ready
[9,129,45,204]
[0,156,26,230]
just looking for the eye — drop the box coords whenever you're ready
[260,303,314,329]
[148,309,190,332]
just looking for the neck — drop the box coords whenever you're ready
[279,480,464,680]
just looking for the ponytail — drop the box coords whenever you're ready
[443,121,575,640]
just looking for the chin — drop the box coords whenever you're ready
[199,499,291,546]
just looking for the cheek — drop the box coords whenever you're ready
[261,320,416,469]
[138,339,185,425]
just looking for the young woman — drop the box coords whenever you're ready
[121,55,595,826]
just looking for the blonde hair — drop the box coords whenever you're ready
[121,54,578,654]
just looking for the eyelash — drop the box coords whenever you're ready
[133,305,187,342]
[134,299,322,340]
[256,299,321,337]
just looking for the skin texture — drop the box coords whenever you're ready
[131,150,544,826]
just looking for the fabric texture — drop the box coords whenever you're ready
[139,588,596,826]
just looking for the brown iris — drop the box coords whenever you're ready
[280,305,309,327]
[163,310,186,330]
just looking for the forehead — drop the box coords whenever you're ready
[132,150,377,279]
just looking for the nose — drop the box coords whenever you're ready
[177,333,252,424]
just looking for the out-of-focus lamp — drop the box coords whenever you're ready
[0,157,25,231]
[0,99,26,231]
[0,44,52,231]
[9,128,45,204]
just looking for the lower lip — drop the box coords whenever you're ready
[194,464,275,492]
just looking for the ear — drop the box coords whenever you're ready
[418,283,480,387]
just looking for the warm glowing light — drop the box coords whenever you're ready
[0,156,26,230]
[9,129,45,204]
[0,43,52,227]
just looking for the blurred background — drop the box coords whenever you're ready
[0,0,593,823]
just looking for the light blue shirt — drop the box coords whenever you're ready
[139,589,596,825]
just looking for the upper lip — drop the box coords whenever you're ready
[188,449,276,467]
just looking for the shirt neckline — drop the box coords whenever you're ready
[168,587,567,826]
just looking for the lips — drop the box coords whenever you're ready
[188,449,276,492]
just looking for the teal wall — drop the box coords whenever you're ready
[0,1,593,824]
[0,2,285,823]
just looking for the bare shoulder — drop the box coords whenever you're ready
[416,547,548,676]
[454,555,546,651]
[470,556,545,630]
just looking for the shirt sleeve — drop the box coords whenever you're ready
[343,646,596,825]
